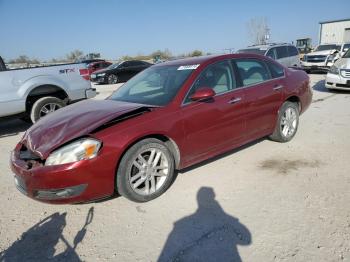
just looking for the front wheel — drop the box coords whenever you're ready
[269,101,299,143]
[116,138,175,202]
[107,74,118,84]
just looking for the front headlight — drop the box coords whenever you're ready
[327,55,335,62]
[97,73,106,77]
[45,138,101,166]
[329,65,339,75]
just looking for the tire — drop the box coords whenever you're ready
[107,74,118,84]
[116,138,175,202]
[269,101,299,143]
[30,96,65,123]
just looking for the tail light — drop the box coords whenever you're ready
[79,69,90,81]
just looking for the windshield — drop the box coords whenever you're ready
[107,62,121,70]
[343,44,350,52]
[109,65,195,106]
[315,44,339,51]
[343,48,350,58]
[237,48,266,55]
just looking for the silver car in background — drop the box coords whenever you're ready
[237,43,301,67]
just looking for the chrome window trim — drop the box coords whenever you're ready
[181,58,286,107]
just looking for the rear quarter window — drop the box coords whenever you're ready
[287,46,299,56]
[276,46,288,59]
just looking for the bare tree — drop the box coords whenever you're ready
[247,17,270,45]
[66,50,84,62]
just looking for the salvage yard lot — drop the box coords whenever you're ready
[0,74,350,261]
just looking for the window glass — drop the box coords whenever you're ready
[267,61,285,78]
[287,46,299,56]
[266,48,277,60]
[185,61,236,103]
[276,46,288,59]
[109,65,194,106]
[235,59,271,86]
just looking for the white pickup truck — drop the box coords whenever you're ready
[0,56,96,123]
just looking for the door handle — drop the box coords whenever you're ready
[273,85,284,91]
[228,97,242,104]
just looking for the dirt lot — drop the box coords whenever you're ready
[0,74,349,262]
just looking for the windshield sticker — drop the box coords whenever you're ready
[177,64,200,70]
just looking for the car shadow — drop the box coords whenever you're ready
[179,137,265,174]
[0,207,94,261]
[0,118,31,138]
[158,187,252,262]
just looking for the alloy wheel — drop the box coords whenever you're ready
[129,148,169,196]
[39,103,62,117]
[280,107,297,138]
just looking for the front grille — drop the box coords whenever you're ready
[304,55,327,62]
[19,145,44,169]
[340,69,350,78]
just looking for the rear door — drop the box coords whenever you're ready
[181,60,247,163]
[287,46,301,67]
[233,58,284,139]
[276,46,289,67]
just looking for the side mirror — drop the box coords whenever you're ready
[190,87,216,101]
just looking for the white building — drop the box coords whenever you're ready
[319,18,350,44]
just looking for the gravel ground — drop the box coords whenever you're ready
[0,74,349,262]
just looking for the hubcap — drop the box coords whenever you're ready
[129,148,169,196]
[39,103,61,117]
[108,75,118,84]
[280,107,297,138]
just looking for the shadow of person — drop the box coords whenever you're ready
[158,187,251,262]
[0,207,94,262]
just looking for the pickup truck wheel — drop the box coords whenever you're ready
[269,101,299,143]
[108,74,118,84]
[30,96,65,123]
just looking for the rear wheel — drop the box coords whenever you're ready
[30,96,65,123]
[116,138,175,202]
[269,101,299,143]
[108,74,118,84]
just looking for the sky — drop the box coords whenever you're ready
[0,0,349,61]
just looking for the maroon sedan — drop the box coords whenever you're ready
[10,54,312,203]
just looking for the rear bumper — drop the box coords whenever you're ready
[86,88,96,99]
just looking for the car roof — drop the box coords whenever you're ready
[242,43,293,50]
[153,53,269,67]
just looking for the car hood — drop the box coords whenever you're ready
[334,57,350,69]
[21,100,154,159]
[307,50,337,56]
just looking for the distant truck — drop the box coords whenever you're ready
[301,43,340,73]
[296,38,313,60]
[0,56,96,123]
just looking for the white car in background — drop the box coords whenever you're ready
[339,43,350,57]
[302,44,340,73]
[326,49,350,91]
[237,43,301,68]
